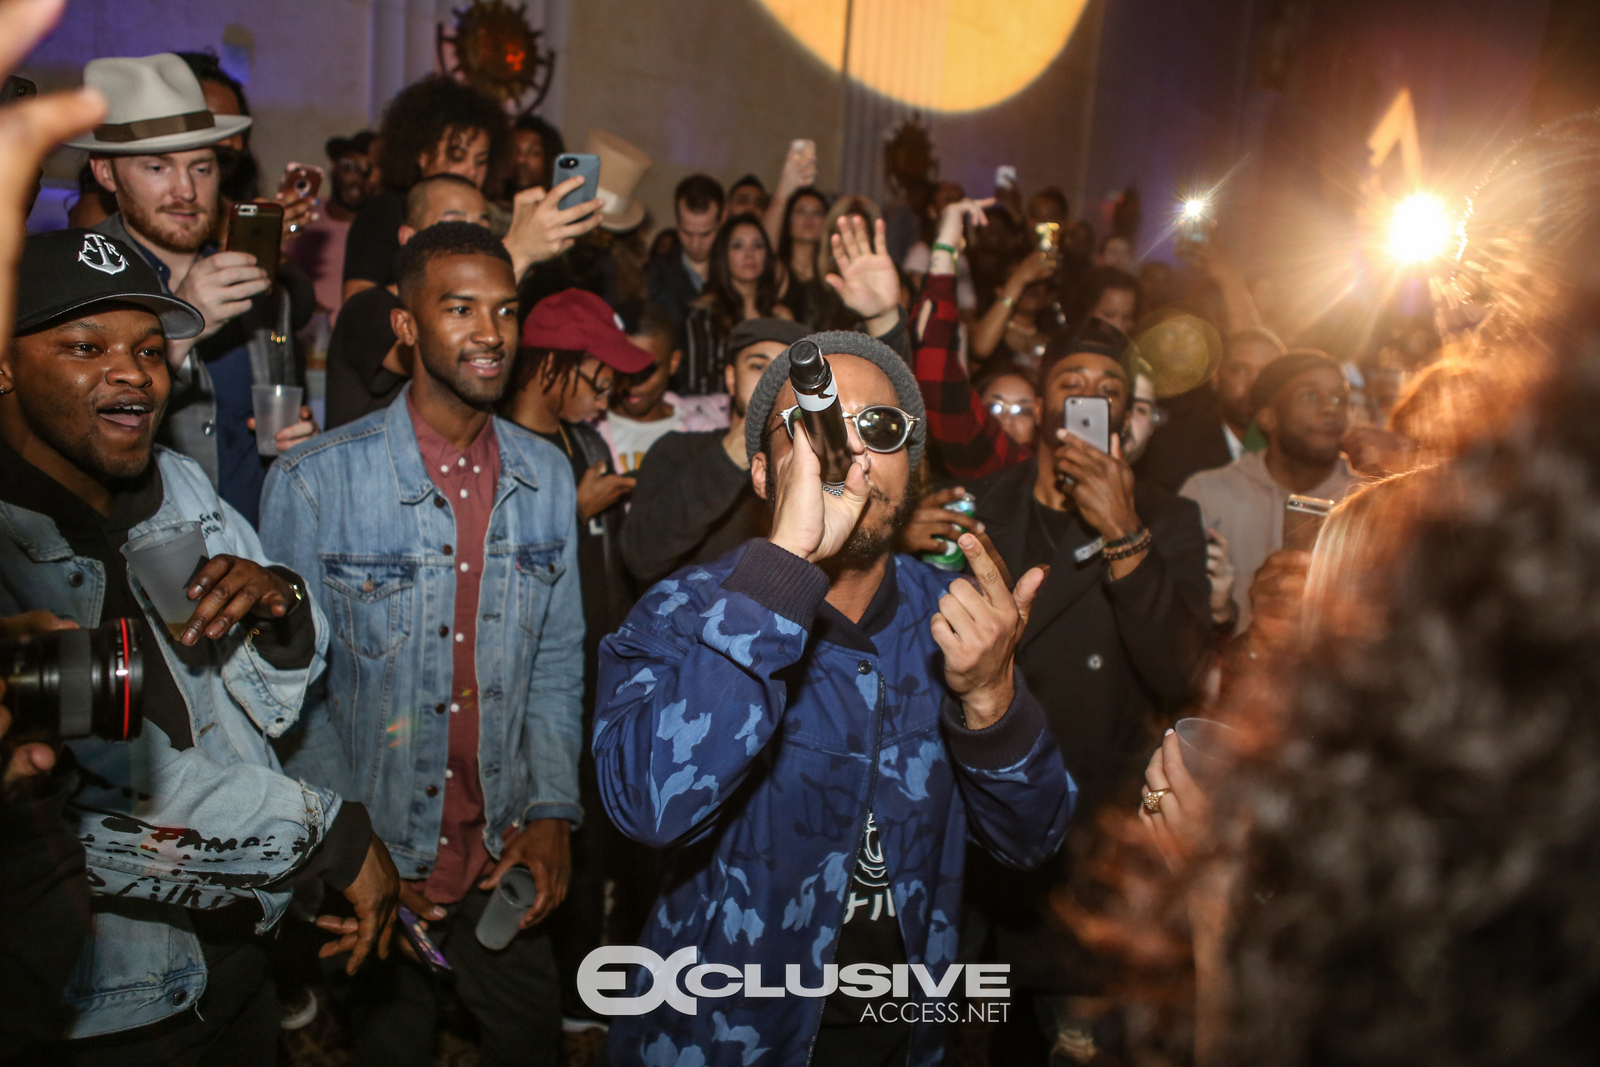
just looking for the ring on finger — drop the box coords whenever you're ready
[1142,786,1171,814]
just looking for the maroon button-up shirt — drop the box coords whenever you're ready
[409,398,501,903]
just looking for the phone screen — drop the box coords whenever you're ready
[397,905,452,972]
[1064,396,1111,453]
[225,201,284,282]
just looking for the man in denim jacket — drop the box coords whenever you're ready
[0,230,398,1058]
[262,223,584,1066]
[596,329,1075,1067]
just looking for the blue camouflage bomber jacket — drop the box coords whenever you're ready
[595,539,1076,1066]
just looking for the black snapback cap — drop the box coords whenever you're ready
[15,229,205,340]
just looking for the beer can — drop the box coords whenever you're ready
[921,494,977,572]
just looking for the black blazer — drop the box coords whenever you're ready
[1136,389,1236,493]
[963,460,1212,991]
[969,460,1212,815]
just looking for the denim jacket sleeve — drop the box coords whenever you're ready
[71,488,338,915]
[213,493,330,737]
[519,501,585,827]
[71,724,342,913]
[593,541,828,848]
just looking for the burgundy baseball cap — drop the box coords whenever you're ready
[520,289,653,373]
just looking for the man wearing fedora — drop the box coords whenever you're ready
[70,52,314,530]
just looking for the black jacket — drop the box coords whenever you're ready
[619,430,769,586]
[963,459,1212,991]
[1136,388,1236,493]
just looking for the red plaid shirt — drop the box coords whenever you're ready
[911,272,1033,478]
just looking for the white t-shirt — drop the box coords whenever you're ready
[607,407,686,473]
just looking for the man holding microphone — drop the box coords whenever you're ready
[595,331,1074,1066]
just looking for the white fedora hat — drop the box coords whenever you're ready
[65,53,252,155]
[586,130,651,234]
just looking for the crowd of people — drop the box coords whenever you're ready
[3,3,1600,1065]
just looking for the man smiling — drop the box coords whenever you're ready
[262,222,584,1066]
[0,229,397,1056]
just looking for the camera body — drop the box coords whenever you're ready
[1,620,144,741]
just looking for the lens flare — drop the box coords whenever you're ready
[1182,198,1209,221]
[1387,193,1452,266]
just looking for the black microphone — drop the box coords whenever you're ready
[787,340,852,495]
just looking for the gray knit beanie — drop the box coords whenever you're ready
[744,330,926,471]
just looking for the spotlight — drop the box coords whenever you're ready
[1387,193,1452,266]
[1181,198,1209,221]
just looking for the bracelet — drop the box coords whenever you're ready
[931,241,959,256]
[997,294,1016,310]
[1102,527,1152,561]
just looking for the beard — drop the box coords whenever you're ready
[419,343,507,409]
[1279,423,1342,467]
[764,458,919,565]
[120,193,215,255]
[24,391,156,484]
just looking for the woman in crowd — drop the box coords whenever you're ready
[773,186,829,326]
[678,212,790,395]
[1085,113,1600,1067]
[341,75,509,303]
[970,245,1060,369]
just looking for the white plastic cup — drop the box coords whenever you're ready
[475,866,539,950]
[122,521,209,637]
[252,384,304,456]
[1173,716,1243,788]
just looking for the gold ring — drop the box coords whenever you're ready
[1142,787,1170,814]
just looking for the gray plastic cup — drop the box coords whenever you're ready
[475,866,539,950]
[252,384,304,456]
[1173,717,1243,788]
[121,521,208,637]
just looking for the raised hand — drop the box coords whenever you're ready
[933,197,995,257]
[503,176,604,279]
[931,533,1047,728]
[762,415,871,564]
[825,215,900,329]
[0,0,108,343]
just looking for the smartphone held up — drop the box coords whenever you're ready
[225,200,284,282]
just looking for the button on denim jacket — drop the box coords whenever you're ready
[0,448,336,1038]
[260,392,584,878]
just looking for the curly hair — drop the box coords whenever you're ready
[395,220,511,303]
[376,76,510,193]
[1069,310,1600,1066]
[702,213,781,335]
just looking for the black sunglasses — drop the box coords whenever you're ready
[776,404,920,454]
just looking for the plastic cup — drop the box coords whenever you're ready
[475,866,539,950]
[252,384,304,456]
[121,521,209,637]
[1173,717,1243,788]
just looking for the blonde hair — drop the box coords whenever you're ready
[1302,469,1440,641]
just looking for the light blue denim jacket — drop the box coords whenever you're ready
[260,390,584,878]
[0,448,335,1038]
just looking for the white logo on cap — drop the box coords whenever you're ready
[78,234,128,276]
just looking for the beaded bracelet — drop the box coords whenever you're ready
[1103,527,1152,561]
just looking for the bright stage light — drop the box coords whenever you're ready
[754,0,1089,113]
[1181,198,1209,221]
[1387,193,1452,266]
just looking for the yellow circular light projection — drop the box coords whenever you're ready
[754,0,1089,113]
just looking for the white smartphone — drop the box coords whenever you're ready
[1064,396,1111,453]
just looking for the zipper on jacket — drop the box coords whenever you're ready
[805,669,888,1066]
